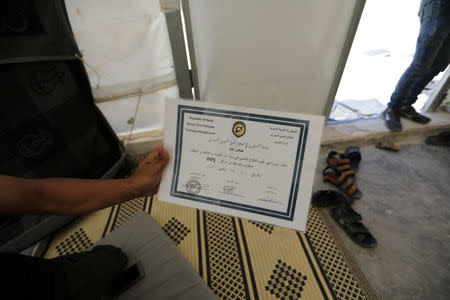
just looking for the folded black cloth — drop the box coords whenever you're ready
[344,146,361,170]
[0,245,127,300]
[312,190,354,207]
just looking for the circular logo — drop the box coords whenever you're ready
[30,68,65,95]
[232,121,246,138]
[186,179,201,194]
[17,129,54,158]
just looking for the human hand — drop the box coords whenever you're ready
[128,145,169,197]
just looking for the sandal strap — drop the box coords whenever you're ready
[337,170,355,182]
[327,151,339,160]
[322,166,337,176]
[339,177,353,190]
[336,164,351,172]
[346,223,370,235]
[347,182,359,196]
[324,167,360,197]
[339,206,362,224]
[327,156,351,167]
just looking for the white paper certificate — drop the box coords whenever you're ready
[159,99,324,231]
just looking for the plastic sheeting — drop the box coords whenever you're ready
[96,86,178,137]
[329,98,385,123]
[187,0,360,115]
[65,0,176,100]
[64,0,178,135]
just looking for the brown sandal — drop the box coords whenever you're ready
[376,141,400,152]
[326,151,354,173]
[323,166,362,199]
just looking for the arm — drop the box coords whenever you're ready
[0,145,169,216]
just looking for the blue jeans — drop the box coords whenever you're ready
[388,0,450,109]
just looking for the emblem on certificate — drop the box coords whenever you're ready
[232,121,246,137]
[159,99,324,231]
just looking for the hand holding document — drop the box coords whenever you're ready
[159,99,324,231]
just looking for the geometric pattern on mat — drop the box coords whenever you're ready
[162,217,191,245]
[204,212,248,299]
[112,197,147,230]
[44,192,376,300]
[55,228,93,256]
[265,259,308,299]
[306,207,366,300]
[249,220,275,234]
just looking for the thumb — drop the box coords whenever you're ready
[155,144,170,165]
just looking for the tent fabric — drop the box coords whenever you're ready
[64,0,178,135]
[65,0,176,99]
[187,0,360,115]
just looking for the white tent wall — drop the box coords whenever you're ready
[187,0,363,116]
[95,86,178,137]
[65,0,178,138]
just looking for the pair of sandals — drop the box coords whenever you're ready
[323,147,363,200]
[425,131,450,146]
[312,190,377,248]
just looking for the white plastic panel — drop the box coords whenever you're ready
[96,96,139,136]
[188,0,359,115]
[133,85,180,134]
[65,0,175,99]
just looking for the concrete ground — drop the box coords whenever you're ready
[123,111,450,299]
[335,0,440,113]
[313,142,450,300]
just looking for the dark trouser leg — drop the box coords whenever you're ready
[0,253,70,300]
[0,245,127,300]
[388,0,450,109]
[403,34,450,107]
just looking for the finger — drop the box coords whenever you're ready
[156,145,169,164]
[149,147,169,172]
[143,149,159,164]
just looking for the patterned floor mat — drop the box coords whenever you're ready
[44,197,376,300]
[44,156,377,300]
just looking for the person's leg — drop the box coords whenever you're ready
[54,245,128,300]
[389,0,449,109]
[0,245,127,300]
[399,4,450,124]
[383,0,449,131]
[0,253,70,300]
[403,33,450,107]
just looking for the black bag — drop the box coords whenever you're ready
[0,0,127,253]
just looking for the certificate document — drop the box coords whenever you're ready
[159,98,324,231]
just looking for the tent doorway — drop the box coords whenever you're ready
[330,0,448,123]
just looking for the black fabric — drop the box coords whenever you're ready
[0,246,127,300]
[425,131,450,146]
[0,0,124,252]
[54,245,128,300]
[0,60,122,251]
[0,0,79,62]
[312,190,354,207]
[0,60,121,179]
[344,146,361,170]
[0,217,24,246]
[0,253,70,300]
